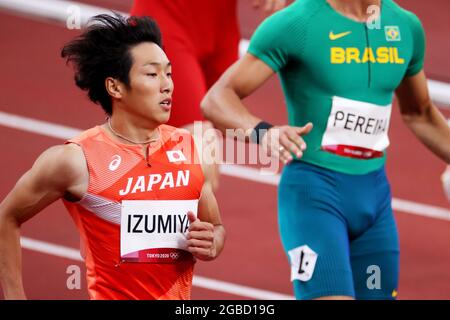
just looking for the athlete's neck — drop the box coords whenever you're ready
[327,0,381,22]
[105,110,160,145]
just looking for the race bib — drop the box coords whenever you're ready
[321,96,392,159]
[120,199,198,263]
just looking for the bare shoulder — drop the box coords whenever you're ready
[31,143,88,193]
[36,143,85,172]
[0,143,88,224]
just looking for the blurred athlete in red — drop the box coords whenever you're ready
[0,14,225,300]
[130,0,288,190]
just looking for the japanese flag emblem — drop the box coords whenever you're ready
[166,150,187,163]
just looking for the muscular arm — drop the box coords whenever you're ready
[396,70,450,163]
[201,53,275,135]
[201,53,313,163]
[0,144,87,299]
[186,182,225,261]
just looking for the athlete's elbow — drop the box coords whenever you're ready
[200,94,211,119]
[400,100,433,125]
[201,88,221,122]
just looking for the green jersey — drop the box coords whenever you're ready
[248,0,425,174]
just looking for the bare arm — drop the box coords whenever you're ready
[201,53,313,164]
[0,144,87,299]
[396,70,450,163]
[201,53,275,133]
[186,182,225,261]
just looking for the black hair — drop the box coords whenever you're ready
[61,13,162,115]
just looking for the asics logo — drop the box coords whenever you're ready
[329,31,352,40]
[109,155,121,171]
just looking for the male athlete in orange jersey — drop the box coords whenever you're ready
[0,14,225,300]
[130,0,288,190]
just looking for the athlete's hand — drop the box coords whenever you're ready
[186,212,217,261]
[261,123,313,164]
[252,0,287,14]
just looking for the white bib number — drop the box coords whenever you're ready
[120,199,198,263]
[321,96,392,159]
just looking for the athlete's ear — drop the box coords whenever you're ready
[105,77,124,99]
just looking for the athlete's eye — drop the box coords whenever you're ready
[146,73,157,77]
[166,72,172,78]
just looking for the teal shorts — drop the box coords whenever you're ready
[278,161,399,300]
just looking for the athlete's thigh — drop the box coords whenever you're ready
[278,162,355,300]
[164,39,207,127]
[201,24,240,89]
[350,198,399,300]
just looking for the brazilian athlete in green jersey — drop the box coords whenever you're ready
[202,0,450,299]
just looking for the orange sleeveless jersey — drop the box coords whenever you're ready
[63,125,204,300]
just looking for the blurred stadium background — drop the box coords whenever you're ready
[0,0,450,299]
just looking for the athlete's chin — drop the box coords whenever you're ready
[154,111,171,125]
[141,105,171,125]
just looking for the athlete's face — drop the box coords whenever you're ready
[122,42,173,125]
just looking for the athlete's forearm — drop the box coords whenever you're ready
[403,102,450,163]
[212,225,226,260]
[201,86,261,139]
[0,213,26,299]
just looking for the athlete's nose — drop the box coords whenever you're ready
[160,74,173,94]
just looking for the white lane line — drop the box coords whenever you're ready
[21,237,83,261]
[0,111,80,140]
[1,0,450,107]
[192,277,294,300]
[239,39,250,58]
[428,80,450,107]
[392,198,450,221]
[20,236,294,300]
[1,110,450,222]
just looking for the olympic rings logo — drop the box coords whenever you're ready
[170,252,180,260]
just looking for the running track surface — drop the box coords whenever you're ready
[0,0,450,299]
